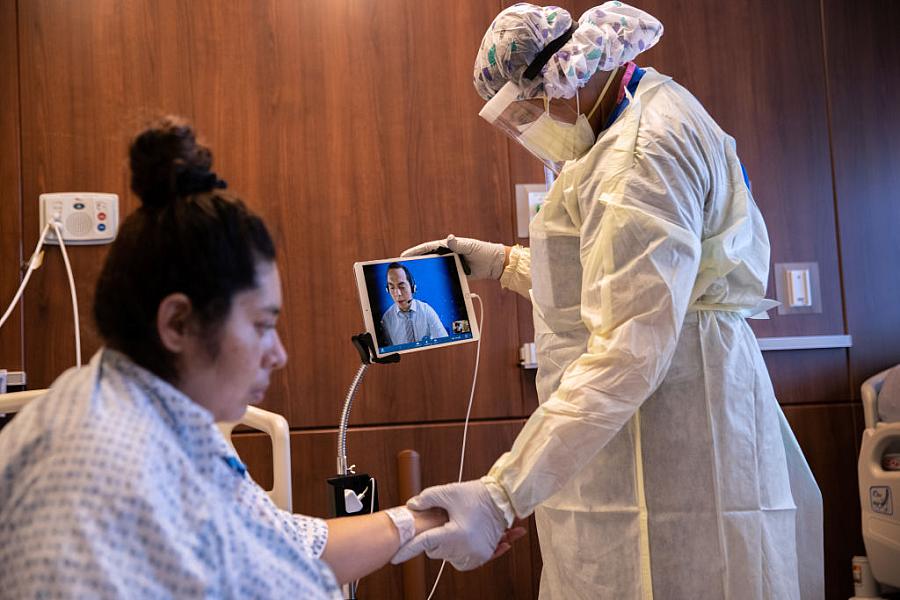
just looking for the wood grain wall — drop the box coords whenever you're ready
[825,0,900,396]
[816,2,900,591]
[0,0,23,374]
[4,1,900,598]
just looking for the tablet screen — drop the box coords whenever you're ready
[354,254,479,356]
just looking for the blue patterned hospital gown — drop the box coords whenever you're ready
[0,349,341,599]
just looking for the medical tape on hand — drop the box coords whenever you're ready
[384,506,416,547]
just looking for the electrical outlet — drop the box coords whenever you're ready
[774,262,822,315]
[39,193,118,245]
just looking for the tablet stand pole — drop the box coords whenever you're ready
[337,333,400,474]
[330,333,399,600]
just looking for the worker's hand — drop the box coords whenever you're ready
[401,235,508,280]
[390,480,507,570]
[410,507,449,534]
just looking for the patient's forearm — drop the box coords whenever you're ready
[321,508,445,584]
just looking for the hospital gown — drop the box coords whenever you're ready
[0,348,341,599]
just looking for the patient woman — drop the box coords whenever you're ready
[0,117,502,598]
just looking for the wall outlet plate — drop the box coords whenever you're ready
[39,192,118,245]
[774,262,822,315]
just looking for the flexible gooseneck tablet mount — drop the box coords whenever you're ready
[337,333,400,475]
[333,250,463,599]
[329,333,400,600]
[351,332,402,366]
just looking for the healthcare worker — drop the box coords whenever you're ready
[395,3,824,598]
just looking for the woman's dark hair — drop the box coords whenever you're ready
[93,116,275,381]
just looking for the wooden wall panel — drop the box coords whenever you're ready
[784,404,865,600]
[234,420,537,600]
[17,0,197,389]
[763,348,849,405]
[15,0,531,426]
[255,0,525,426]
[824,0,900,397]
[0,0,23,374]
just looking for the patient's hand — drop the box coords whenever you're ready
[411,507,449,535]
[392,480,511,570]
[394,509,527,567]
[490,519,527,560]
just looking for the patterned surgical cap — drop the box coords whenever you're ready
[474,2,663,100]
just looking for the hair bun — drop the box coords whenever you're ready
[175,168,227,196]
[129,116,224,208]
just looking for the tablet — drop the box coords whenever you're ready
[354,253,480,357]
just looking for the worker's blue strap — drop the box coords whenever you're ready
[604,66,646,130]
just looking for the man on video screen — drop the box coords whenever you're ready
[380,263,448,345]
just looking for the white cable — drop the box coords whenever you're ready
[0,222,51,331]
[455,293,482,481]
[352,476,378,597]
[51,222,81,368]
[425,292,484,600]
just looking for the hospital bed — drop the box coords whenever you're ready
[855,367,900,597]
[219,407,292,511]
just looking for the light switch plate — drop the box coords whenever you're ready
[39,192,118,245]
[515,183,548,238]
[774,262,822,315]
[786,268,812,307]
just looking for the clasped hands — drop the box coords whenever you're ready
[397,238,524,569]
[396,480,526,571]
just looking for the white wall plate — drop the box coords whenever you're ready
[39,192,118,245]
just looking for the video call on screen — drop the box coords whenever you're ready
[363,255,473,353]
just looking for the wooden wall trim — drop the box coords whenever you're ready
[0,0,24,374]
[757,335,852,351]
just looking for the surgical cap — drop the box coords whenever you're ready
[474,2,664,101]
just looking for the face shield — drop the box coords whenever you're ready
[478,68,617,174]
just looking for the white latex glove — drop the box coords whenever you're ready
[390,480,506,571]
[401,235,507,280]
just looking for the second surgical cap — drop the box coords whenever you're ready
[473,2,664,101]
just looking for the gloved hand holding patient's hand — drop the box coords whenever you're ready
[390,480,515,570]
[410,506,449,533]
[401,235,509,281]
